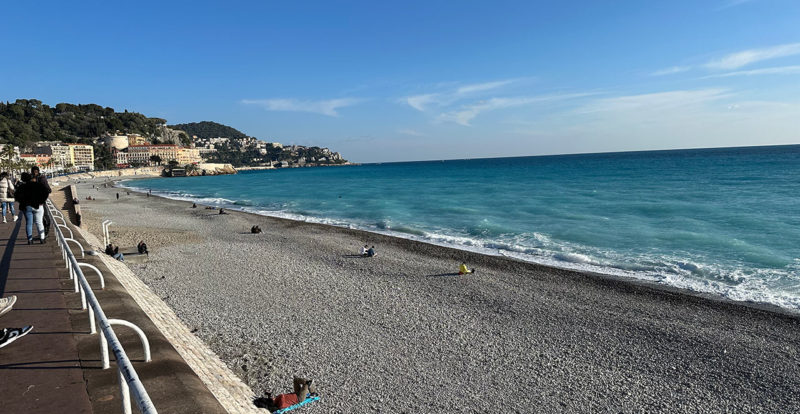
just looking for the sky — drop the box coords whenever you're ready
[1,0,799,163]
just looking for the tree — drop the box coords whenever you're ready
[149,155,162,166]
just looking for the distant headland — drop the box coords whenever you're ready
[0,99,351,175]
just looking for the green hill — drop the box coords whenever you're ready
[168,121,248,139]
[0,99,166,147]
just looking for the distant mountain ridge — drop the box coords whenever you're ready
[168,121,248,140]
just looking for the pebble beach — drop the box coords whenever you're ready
[73,178,800,413]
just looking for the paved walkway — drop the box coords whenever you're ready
[0,213,93,413]
[0,197,234,413]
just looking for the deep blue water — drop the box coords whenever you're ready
[122,145,800,309]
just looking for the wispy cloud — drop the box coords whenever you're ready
[456,79,516,94]
[705,43,800,70]
[578,89,731,114]
[439,93,593,126]
[397,129,425,136]
[706,65,800,78]
[405,94,439,112]
[650,66,691,76]
[242,98,363,117]
[717,0,756,10]
[403,78,520,112]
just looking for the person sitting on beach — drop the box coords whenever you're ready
[192,203,197,208]
[367,246,376,257]
[262,377,317,411]
[219,208,228,215]
[360,244,368,256]
[458,262,476,275]
[251,225,262,234]
[105,244,124,261]
[137,241,149,255]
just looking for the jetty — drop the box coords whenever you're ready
[0,187,260,413]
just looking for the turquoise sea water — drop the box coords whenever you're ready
[122,145,800,310]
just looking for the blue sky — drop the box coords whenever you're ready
[1,0,799,162]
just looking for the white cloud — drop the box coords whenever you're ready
[397,129,424,136]
[403,78,519,112]
[456,79,516,94]
[405,94,440,112]
[706,43,800,70]
[507,89,800,156]
[439,93,593,126]
[241,98,362,117]
[705,65,800,77]
[718,0,756,10]
[578,89,732,114]
[650,66,691,76]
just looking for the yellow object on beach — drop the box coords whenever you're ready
[459,263,469,274]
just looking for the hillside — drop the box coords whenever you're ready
[0,99,166,147]
[168,121,248,139]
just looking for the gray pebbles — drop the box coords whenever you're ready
[75,180,800,413]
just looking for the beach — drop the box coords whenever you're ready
[73,178,800,413]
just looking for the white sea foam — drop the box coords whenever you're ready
[118,182,800,312]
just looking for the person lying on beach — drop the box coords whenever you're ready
[367,246,376,257]
[458,262,476,275]
[251,225,262,234]
[205,206,215,210]
[263,377,317,411]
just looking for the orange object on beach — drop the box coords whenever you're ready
[273,393,299,409]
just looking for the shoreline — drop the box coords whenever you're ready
[114,177,799,316]
[71,176,800,412]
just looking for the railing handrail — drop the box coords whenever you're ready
[46,202,158,414]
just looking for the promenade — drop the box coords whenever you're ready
[0,198,231,413]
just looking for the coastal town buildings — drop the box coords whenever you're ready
[178,147,201,165]
[41,143,95,171]
[127,144,179,165]
[120,144,201,166]
[19,153,52,168]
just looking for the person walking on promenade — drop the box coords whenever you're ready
[14,172,49,244]
[30,166,51,194]
[0,172,17,223]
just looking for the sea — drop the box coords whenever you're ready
[121,145,800,310]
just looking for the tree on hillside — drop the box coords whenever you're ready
[150,155,162,166]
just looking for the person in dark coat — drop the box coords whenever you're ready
[14,173,49,244]
[30,166,51,194]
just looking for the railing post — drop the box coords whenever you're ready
[118,366,132,414]
[101,220,111,246]
[80,284,87,310]
[89,303,96,334]
[101,327,110,369]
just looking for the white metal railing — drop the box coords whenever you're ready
[45,200,157,414]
